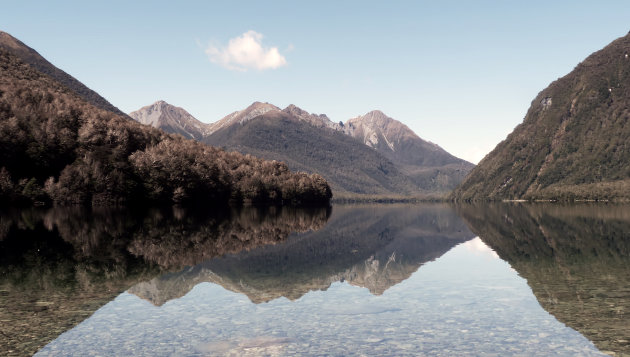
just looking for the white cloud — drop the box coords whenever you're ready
[205,31,287,72]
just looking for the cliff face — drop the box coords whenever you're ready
[452,33,630,201]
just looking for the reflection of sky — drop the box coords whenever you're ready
[37,239,604,356]
[462,237,499,259]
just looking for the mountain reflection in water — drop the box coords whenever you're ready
[0,205,328,356]
[4,203,626,356]
[128,204,475,305]
[458,203,630,356]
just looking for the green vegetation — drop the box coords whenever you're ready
[0,49,331,206]
[451,33,630,202]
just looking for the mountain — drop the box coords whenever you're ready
[346,110,474,192]
[204,103,420,196]
[129,100,211,140]
[130,100,473,197]
[451,32,630,201]
[0,32,332,206]
[0,31,126,117]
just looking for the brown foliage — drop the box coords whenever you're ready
[0,49,331,206]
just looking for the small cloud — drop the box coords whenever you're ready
[205,30,287,72]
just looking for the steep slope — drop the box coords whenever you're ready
[452,32,630,201]
[346,110,474,192]
[0,44,331,206]
[204,105,419,196]
[129,100,211,140]
[0,31,126,117]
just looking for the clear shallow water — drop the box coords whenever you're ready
[37,238,602,356]
[2,203,628,356]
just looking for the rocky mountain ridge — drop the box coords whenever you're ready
[129,100,212,140]
[130,101,473,196]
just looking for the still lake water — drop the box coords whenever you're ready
[1,203,628,356]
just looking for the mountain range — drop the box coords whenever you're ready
[130,100,474,197]
[451,32,630,201]
[0,31,331,206]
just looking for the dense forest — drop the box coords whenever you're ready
[0,49,332,206]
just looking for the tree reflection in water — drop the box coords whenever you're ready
[0,205,329,356]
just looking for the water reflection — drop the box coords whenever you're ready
[128,204,475,305]
[0,205,328,356]
[458,203,630,355]
[37,204,603,356]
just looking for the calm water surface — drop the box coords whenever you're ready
[1,203,628,356]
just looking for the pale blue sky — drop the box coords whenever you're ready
[2,1,629,163]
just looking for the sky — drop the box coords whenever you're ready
[2,1,630,163]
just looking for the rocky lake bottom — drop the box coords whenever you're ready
[1,203,628,356]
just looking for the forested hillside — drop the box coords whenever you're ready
[0,49,331,206]
[451,33,630,201]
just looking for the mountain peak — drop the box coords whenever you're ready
[245,101,280,112]
[365,109,387,118]
[130,100,210,140]
[281,104,341,130]
[345,110,472,183]
[0,31,27,51]
[346,110,419,151]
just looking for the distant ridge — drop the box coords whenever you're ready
[204,105,419,196]
[0,31,127,117]
[131,100,474,196]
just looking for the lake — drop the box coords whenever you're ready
[1,203,628,356]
